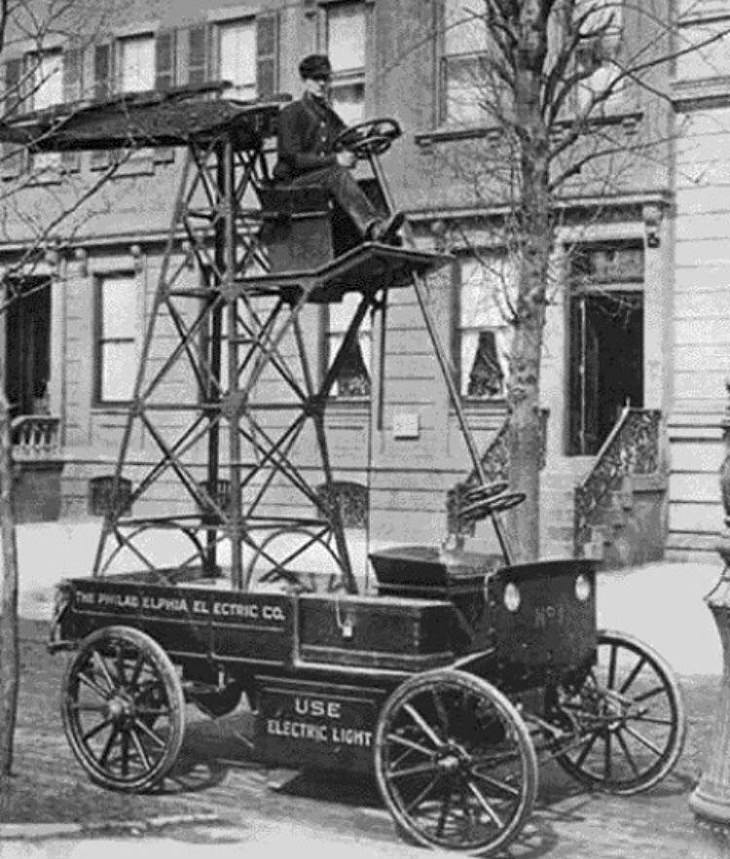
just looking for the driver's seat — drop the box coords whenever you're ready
[259,178,386,274]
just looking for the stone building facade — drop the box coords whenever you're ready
[1,0,727,563]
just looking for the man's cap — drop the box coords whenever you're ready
[299,54,332,79]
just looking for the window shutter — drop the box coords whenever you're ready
[91,44,112,170]
[93,43,112,100]
[155,30,176,91]
[154,30,176,163]
[61,48,82,172]
[186,25,209,85]
[2,58,25,179]
[256,12,279,99]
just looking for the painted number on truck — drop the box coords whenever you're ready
[534,604,566,628]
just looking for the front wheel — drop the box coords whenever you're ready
[555,629,686,795]
[61,625,185,792]
[374,669,538,856]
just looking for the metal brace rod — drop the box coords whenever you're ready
[368,154,513,565]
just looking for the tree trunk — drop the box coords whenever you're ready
[0,384,19,788]
[507,316,545,562]
[508,2,551,562]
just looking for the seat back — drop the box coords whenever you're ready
[259,185,333,271]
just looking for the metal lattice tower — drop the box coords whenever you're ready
[2,87,508,592]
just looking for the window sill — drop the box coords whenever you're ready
[415,110,644,149]
[414,126,498,148]
[456,397,507,411]
[449,398,507,428]
[89,151,156,177]
[326,398,370,410]
[672,77,730,111]
[27,170,63,186]
[91,403,133,411]
[113,152,156,178]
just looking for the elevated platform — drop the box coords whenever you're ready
[241,242,451,302]
[0,83,284,151]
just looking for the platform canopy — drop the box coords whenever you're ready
[0,83,287,152]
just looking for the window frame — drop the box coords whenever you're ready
[216,16,258,102]
[438,0,491,128]
[571,0,626,112]
[455,251,513,403]
[94,271,140,407]
[26,49,64,175]
[323,293,373,402]
[323,0,368,126]
[116,32,157,94]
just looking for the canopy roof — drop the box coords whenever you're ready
[0,83,287,152]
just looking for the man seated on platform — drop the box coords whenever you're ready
[273,54,404,245]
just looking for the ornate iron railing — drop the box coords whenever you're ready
[11,415,61,461]
[574,406,661,555]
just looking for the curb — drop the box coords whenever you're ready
[0,812,220,840]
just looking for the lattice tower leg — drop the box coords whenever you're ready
[92,132,358,592]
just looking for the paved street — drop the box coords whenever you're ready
[1,520,730,856]
[1,650,728,859]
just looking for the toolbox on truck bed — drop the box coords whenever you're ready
[296,593,456,671]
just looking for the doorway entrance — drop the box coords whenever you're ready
[6,277,51,419]
[568,290,643,456]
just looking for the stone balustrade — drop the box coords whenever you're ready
[10,414,61,461]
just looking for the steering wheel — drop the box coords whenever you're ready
[458,491,526,523]
[463,481,509,505]
[333,118,402,159]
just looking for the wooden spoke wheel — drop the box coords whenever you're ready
[375,669,538,856]
[61,625,185,792]
[555,630,686,795]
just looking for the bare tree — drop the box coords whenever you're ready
[0,0,130,787]
[397,0,728,560]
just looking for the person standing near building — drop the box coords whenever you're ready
[273,54,404,244]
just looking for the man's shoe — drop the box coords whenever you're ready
[368,211,405,244]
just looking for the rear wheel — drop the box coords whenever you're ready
[61,625,185,792]
[555,630,686,795]
[375,669,537,856]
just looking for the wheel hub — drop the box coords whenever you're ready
[437,744,469,774]
[107,695,134,724]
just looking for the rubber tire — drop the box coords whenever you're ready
[555,629,687,795]
[61,625,185,792]
[374,669,538,856]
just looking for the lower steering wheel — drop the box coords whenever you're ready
[458,491,526,523]
[333,118,402,159]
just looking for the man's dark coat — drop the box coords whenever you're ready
[273,92,347,183]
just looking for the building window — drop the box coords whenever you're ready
[458,255,512,399]
[118,34,155,92]
[567,241,644,455]
[675,17,730,81]
[327,292,371,399]
[219,18,257,101]
[326,1,366,125]
[30,51,63,170]
[96,275,138,403]
[573,0,624,110]
[440,0,489,126]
